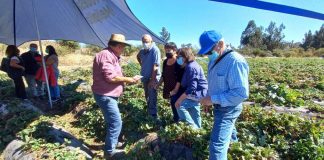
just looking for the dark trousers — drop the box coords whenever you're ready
[13,76,27,99]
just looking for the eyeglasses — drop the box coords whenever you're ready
[206,44,217,55]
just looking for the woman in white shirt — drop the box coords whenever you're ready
[5,45,27,99]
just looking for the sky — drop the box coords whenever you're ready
[126,0,324,48]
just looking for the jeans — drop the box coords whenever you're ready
[50,72,60,99]
[177,99,201,129]
[209,105,243,160]
[143,81,158,117]
[170,93,181,122]
[36,80,45,96]
[25,74,37,97]
[93,93,122,154]
[12,76,26,99]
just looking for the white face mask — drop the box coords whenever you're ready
[143,43,151,50]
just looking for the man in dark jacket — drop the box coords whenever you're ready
[21,43,43,98]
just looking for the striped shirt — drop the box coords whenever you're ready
[207,48,249,107]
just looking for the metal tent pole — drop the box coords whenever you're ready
[31,0,52,108]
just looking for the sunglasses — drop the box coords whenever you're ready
[206,50,213,55]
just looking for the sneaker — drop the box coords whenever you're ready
[104,149,125,159]
[116,142,124,148]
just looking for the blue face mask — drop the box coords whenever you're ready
[30,47,37,52]
[176,57,184,65]
[208,50,219,62]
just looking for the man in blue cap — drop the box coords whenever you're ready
[198,30,249,160]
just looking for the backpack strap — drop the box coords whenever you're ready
[210,50,233,70]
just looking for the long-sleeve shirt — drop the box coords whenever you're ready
[208,49,249,107]
[92,48,124,97]
[20,51,40,75]
[181,61,208,101]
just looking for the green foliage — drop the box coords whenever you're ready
[56,40,80,54]
[312,24,324,49]
[237,106,324,159]
[240,20,264,48]
[78,100,106,139]
[84,44,102,55]
[263,21,286,51]
[301,30,314,50]
[0,102,40,151]
[266,84,304,107]
[314,47,324,57]
[57,40,80,50]
[123,45,140,56]
[17,117,86,160]
[159,27,171,43]
[159,122,209,159]
[248,58,324,107]
[122,62,141,77]
[1,58,323,159]
[240,21,324,57]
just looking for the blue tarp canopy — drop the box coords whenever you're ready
[0,0,164,47]
[211,0,324,21]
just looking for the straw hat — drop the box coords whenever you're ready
[109,34,131,46]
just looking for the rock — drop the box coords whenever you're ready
[243,101,255,106]
[19,100,44,115]
[3,140,35,160]
[313,100,324,106]
[47,125,93,159]
[3,125,93,160]
[131,132,195,160]
[0,103,9,118]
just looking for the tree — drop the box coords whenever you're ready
[301,30,313,50]
[263,22,285,51]
[159,27,170,42]
[240,20,263,48]
[56,40,80,51]
[312,24,324,49]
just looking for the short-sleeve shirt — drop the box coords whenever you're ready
[161,59,185,99]
[138,43,161,82]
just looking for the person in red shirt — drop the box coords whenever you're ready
[92,34,140,159]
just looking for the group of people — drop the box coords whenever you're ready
[92,30,249,160]
[1,44,60,102]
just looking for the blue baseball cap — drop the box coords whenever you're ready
[198,30,223,55]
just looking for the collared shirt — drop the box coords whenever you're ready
[92,48,124,97]
[208,48,249,107]
[138,42,161,82]
[181,61,208,101]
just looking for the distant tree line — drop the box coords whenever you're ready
[239,20,324,57]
